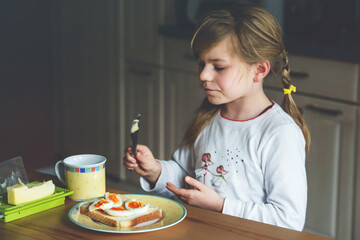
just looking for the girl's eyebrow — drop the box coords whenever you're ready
[210,58,225,62]
[207,58,227,63]
[198,56,228,63]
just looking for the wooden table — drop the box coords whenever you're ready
[0,170,333,240]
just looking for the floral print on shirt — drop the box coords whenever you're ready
[195,153,228,187]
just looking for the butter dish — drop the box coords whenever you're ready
[0,182,73,222]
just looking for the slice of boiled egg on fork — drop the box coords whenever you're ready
[105,199,149,217]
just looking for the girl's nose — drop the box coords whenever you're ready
[199,66,212,82]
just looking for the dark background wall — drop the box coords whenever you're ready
[0,0,54,168]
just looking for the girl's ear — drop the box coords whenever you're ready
[254,60,270,82]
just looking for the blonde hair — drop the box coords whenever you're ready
[184,4,311,153]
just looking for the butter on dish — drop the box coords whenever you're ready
[7,180,55,205]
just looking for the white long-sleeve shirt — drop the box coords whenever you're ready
[140,102,307,231]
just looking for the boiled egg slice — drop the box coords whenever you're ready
[105,192,122,207]
[124,199,146,210]
[88,198,114,212]
[105,199,149,217]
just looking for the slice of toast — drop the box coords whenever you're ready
[80,202,163,228]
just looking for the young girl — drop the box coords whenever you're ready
[123,4,310,231]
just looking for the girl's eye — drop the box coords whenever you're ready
[198,62,205,69]
[215,66,225,71]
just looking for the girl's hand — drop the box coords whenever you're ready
[123,144,162,184]
[166,176,225,212]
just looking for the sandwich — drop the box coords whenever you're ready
[80,192,163,228]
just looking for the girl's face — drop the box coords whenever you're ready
[197,36,257,106]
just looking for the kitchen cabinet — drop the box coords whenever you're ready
[124,0,164,65]
[354,108,360,240]
[265,55,359,103]
[121,0,166,183]
[52,0,121,178]
[164,69,204,159]
[163,37,198,73]
[265,55,360,240]
[265,89,356,240]
[124,64,163,185]
[162,37,203,159]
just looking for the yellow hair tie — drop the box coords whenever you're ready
[283,85,296,95]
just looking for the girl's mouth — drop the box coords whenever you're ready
[205,88,219,95]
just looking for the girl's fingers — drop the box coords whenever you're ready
[123,160,137,170]
[122,154,138,169]
[166,182,182,195]
[184,176,204,191]
[124,146,132,155]
[123,147,137,162]
[166,182,192,200]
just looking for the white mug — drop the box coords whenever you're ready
[55,154,106,201]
